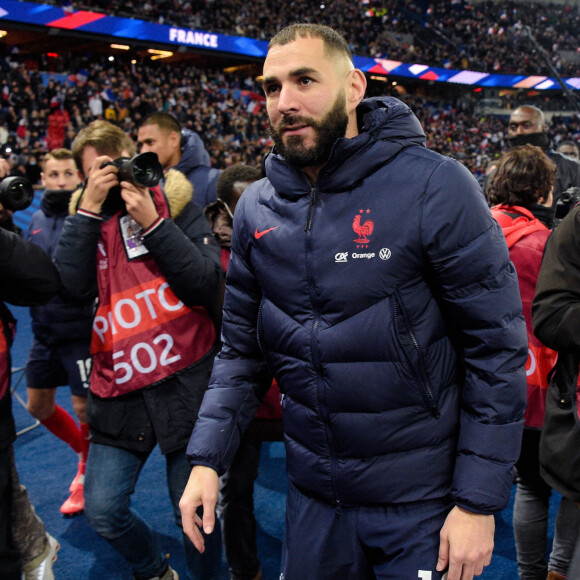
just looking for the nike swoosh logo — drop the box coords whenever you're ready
[255,226,280,239]
[32,229,42,235]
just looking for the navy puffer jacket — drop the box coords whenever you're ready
[26,190,94,345]
[173,129,221,209]
[187,96,527,514]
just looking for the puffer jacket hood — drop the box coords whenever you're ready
[172,129,221,209]
[266,96,426,196]
[176,129,212,172]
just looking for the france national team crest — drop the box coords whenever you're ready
[353,209,374,248]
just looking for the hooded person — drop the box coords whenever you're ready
[138,112,221,209]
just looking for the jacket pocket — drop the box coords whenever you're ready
[391,290,440,418]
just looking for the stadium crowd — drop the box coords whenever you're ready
[1,12,580,580]
[1,51,579,184]
[28,0,580,77]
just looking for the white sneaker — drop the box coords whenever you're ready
[22,533,59,580]
[143,565,179,580]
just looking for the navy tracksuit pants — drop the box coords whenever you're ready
[280,482,452,580]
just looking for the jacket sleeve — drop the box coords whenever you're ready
[0,227,61,306]
[422,158,528,514]
[141,201,223,310]
[53,213,101,302]
[186,195,272,474]
[532,206,580,352]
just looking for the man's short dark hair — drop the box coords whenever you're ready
[140,112,181,135]
[216,164,261,206]
[269,23,353,65]
[42,148,74,172]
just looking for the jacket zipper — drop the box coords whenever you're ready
[304,186,317,232]
[393,294,440,418]
[304,187,341,510]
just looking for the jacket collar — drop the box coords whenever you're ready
[265,96,426,198]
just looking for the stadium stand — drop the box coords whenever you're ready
[22,0,580,77]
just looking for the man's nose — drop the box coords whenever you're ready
[277,86,299,114]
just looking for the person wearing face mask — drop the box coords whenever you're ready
[24,148,94,517]
[507,106,580,221]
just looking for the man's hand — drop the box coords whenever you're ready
[79,155,120,214]
[120,181,159,229]
[437,506,494,580]
[179,465,219,553]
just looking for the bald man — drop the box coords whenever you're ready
[181,23,527,580]
[508,105,580,216]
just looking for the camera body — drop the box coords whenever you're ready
[554,186,580,227]
[0,175,34,212]
[99,152,163,214]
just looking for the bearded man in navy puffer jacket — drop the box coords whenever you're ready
[181,23,528,580]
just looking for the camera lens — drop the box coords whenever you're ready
[0,176,34,211]
[131,153,163,187]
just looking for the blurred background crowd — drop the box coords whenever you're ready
[1,0,579,186]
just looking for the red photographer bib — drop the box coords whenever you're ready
[90,187,216,398]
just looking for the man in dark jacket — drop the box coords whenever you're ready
[532,204,580,580]
[24,148,93,517]
[0,155,61,579]
[180,24,528,580]
[138,112,221,209]
[53,121,224,580]
[508,105,580,218]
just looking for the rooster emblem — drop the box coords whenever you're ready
[353,211,374,245]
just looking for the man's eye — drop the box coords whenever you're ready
[299,77,313,86]
[265,85,280,95]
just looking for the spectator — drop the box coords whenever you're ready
[0,158,60,580]
[507,105,580,217]
[488,144,580,580]
[205,164,283,580]
[53,120,224,580]
[138,112,221,208]
[24,148,93,516]
[556,139,579,159]
[180,23,527,580]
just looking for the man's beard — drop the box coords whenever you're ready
[269,90,349,168]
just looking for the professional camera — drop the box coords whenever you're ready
[553,186,580,227]
[100,152,163,214]
[0,175,34,212]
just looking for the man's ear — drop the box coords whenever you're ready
[347,69,367,111]
[170,130,181,149]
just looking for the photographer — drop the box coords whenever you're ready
[0,159,61,580]
[532,203,580,580]
[53,121,224,580]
